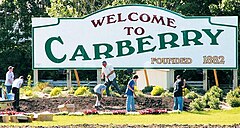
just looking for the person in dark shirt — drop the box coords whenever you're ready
[125,75,139,112]
[173,75,185,111]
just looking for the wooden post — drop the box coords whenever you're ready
[144,69,150,86]
[74,69,80,86]
[213,69,219,87]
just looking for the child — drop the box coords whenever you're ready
[125,75,139,112]
[93,83,106,108]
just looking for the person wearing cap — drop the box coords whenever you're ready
[101,61,122,96]
[4,66,14,94]
[173,75,186,111]
[12,76,24,111]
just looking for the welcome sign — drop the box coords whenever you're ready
[32,5,238,69]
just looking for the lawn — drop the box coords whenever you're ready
[1,107,240,126]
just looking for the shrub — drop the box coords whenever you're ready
[33,82,50,91]
[226,88,240,107]
[208,96,220,109]
[50,87,62,96]
[151,86,164,96]
[185,91,199,100]
[24,90,33,96]
[42,87,53,94]
[160,90,173,97]
[202,86,223,109]
[20,86,32,95]
[208,86,223,100]
[183,88,190,96]
[74,86,90,96]
[226,97,240,107]
[142,86,154,94]
[169,87,174,92]
[189,97,206,111]
[134,86,145,97]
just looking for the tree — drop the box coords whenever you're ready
[0,0,49,79]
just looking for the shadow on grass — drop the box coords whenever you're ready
[187,111,210,115]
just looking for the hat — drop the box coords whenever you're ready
[8,66,14,70]
[102,61,107,64]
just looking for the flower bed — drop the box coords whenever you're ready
[139,108,167,115]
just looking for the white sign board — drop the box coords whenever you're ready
[32,5,238,69]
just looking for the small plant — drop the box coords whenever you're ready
[24,90,33,96]
[208,96,220,109]
[133,86,145,97]
[185,91,199,100]
[50,87,62,96]
[226,88,240,107]
[27,75,33,87]
[208,86,223,100]
[74,86,90,96]
[160,90,173,97]
[20,86,32,95]
[202,86,223,109]
[151,86,164,96]
[33,82,50,91]
[189,97,206,111]
[142,86,153,94]
[42,87,53,94]
[183,88,190,96]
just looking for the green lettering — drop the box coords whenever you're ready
[158,33,179,50]
[93,43,114,60]
[116,40,135,57]
[202,29,224,45]
[45,36,66,63]
[69,45,91,61]
[137,35,156,54]
[182,30,203,46]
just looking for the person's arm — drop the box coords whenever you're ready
[182,79,186,88]
[106,70,115,78]
[101,72,105,79]
[127,84,136,96]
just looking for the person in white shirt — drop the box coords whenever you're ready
[4,66,14,94]
[101,61,122,96]
[12,76,23,111]
[94,83,106,108]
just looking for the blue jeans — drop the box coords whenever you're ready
[5,85,12,94]
[105,78,121,96]
[126,95,135,112]
[173,96,183,111]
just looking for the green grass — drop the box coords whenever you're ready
[1,107,240,126]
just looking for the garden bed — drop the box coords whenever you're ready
[19,96,191,113]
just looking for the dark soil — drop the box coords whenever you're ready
[19,96,191,113]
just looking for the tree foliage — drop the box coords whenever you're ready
[0,0,48,79]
